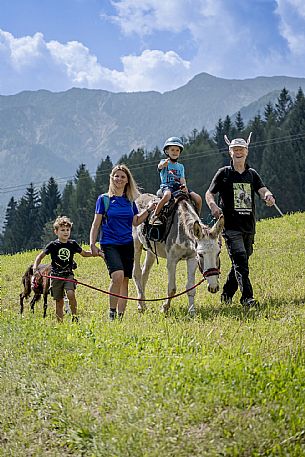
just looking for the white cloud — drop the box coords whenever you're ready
[0,28,191,94]
[276,0,305,55]
[109,0,191,35]
[109,0,305,79]
[46,40,107,86]
[109,49,191,91]
[1,0,305,95]
[109,0,220,36]
[0,30,46,69]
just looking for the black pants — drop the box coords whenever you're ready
[222,230,255,303]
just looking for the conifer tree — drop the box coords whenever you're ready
[247,115,266,170]
[95,155,113,197]
[1,197,18,253]
[275,87,293,123]
[264,102,276,124]
[39,177,61,225]
[73,164,95,243]
[286,87,305,201]
[235,111,244,132]
[14,184,41,251]
[60,180,76,220]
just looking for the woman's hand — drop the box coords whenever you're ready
[90,244,100,257]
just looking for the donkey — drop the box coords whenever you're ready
[20,264,51,318]
[133,193,224,315]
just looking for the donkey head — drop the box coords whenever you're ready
[194,215,224,293]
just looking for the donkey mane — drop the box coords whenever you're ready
[178,199,210,238]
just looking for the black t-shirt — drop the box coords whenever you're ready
[44,239,82,276]
[208,164,265,233]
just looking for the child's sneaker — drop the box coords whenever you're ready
[109,309,117,321]
[149,212,162,225]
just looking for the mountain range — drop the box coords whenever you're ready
[1,72,305,225]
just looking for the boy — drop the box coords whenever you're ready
[150,137,202,224]
[205,133,275,307]
[33,216,95,322]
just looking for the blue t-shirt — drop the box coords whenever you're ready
[159,160,185,188]
[95,194,138,245]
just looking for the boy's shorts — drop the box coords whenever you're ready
[160,183,193,194]
[102,242,134,278]
[50,275,76,300]
[160,182,181,193]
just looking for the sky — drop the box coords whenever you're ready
[0,0,305,95]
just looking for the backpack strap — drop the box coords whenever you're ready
[101,193,133,220]
[101,193,110,221]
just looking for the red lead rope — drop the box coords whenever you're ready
[42,274,208,302]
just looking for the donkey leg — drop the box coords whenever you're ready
[20,293,25,315]
[139,251,155,311]
[133,239,146,312]
[161,258,177,314]
[43,295,48,318]
[30,294,40,313]
[186,258,198,316]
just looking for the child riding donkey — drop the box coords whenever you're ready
[150,137,202,224]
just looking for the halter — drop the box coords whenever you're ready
[202,267,220,278]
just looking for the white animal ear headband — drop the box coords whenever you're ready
[224,132,252,147]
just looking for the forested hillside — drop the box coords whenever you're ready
[1,87,304,253]
[1,72,305,223]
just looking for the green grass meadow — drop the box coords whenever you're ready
[1,212,305,456]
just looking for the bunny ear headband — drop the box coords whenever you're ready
[224,132,252,147]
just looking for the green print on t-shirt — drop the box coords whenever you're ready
[233,183,252,214]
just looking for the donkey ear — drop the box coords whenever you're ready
[193,220,203,240]
[210,214,224,238]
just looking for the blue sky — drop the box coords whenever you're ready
[1,0,305,95]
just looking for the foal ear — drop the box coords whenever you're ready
[210,214,224,238]
[193,220,203,240]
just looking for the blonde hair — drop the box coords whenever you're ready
[53,216,73,230]
[108,164,140,201]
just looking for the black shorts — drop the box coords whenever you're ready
[102,242,134,278]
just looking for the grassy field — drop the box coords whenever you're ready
[1,212,305,456]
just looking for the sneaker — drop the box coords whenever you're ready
[118,312,124,321]
[221,294,232,305]
[109,309,117,321]
[149,213,162,225]
[241,298,259,307]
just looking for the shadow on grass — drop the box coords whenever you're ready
[163,296,304,322]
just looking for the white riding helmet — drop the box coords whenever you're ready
[163,137,184,153]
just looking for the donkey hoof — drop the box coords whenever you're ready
[160,304,169,314]
[137,303,146,313]
[188,306,196,317]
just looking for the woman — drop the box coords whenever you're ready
[90,164,155,320]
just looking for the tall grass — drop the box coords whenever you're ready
[1,213,305,456]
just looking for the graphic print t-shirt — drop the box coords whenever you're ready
[159,161,185,187]
[208,164,265,233]
[44,239,82,276]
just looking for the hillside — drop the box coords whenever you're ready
[1,212,305,455]
[1,72,305,222]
